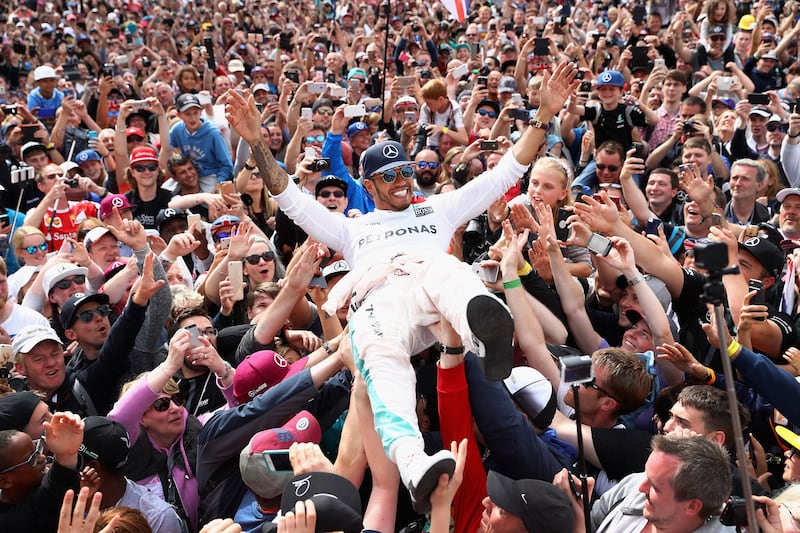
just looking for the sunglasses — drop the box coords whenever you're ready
[52,275,86,291]
[417,161,439,169]
[318,189,345,198]
[582,378,619,402]
[315,109,335,115]
[76,304,111,323]
[24,242,49,254]
[373,165,415,183]
[151,394,185,412]
[305,135,326,144]
[132,163,159,172]
[767,122,789,133]
[45,172,64,180]
[245,251,275,265]
[1,439,44,473]
[598,183,623,189]
[477,109,497,118]
[213,231,231,242]
[596,164,620,172]
[709,35,726,42]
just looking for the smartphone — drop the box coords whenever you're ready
[511,93,524,105]
[21,124,38,144]
[748,93,770,105]
[791,99,800,114]
[185,323,202,348]
[343,104,366,117]
[397,76,416,88]
[633,5,647,25]
[404,111,416,123]
[632,141,646,160]
[300,107,313,121]
[555,208,571,241]
[308,82,327,94]
[187,213,201,229]
[329,86,347,99]
[262,449,293,472]
[0,213,9,227]
[219,237,231,250]
[710,213,723,228]
[480,140,499,151]
[114,55,130,66]
[229,260,244,301]
[349,78,361,92]
[309,275,328,288]
[88,130,99,142]
[63,88,75,98]
[508,108,531,120]
[716,76,734,93]
[132,100,149,111]
[748,278,765,306]
[580,80,592,93]
[654,58,666,69]
[59,239,76,255]
[477,76,488,87]
[472,261,499,283]
[534,38,550,56]
[452,63,469,80]
[197,93,212,106]
[470,43,479,59]
[645,217,663,236]
[285,71,299,83]
[587,233,613,256]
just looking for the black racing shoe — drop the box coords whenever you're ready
[467,294,514,380]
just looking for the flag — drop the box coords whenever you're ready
[440,0,469,23]
[781,255,796,315]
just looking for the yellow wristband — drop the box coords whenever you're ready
[726,339,741,358]
[443,126,449,134]
[517,262,532,277]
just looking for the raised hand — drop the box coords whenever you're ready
[540,61,580,118]
[132,252,166,305]
[225,89,262,144]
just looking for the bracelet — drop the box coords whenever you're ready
[789,131,800,139]
[216,361,233,381]
[323,342,333,355]
[45,144,55,151]
[244,163,255,170]
[517,262,532,277]
[503,278,523,290]
[726,339,741,358]
[442,126,449,134]
[703,368,716,383]
[440,344,464,354]
[627,274,645,286]
[115,127,127,133]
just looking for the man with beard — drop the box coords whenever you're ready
[414,149,441,197]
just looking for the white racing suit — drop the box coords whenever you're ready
[273,150,528,456]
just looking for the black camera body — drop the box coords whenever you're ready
[310,158,331,171]
[410,124,428,158]
[65,178,79,188]
[693,240,729,272]
[683,120,696,133]
[720,497,766,526]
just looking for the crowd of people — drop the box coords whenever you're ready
[2,0,800,532]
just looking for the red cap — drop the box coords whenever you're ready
[233,350,307,404]
[126,126,145,139]
[129,146,158,165]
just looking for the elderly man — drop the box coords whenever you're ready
[226,61,580,513]
[723,159,770,225]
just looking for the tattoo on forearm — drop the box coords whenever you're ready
[250,138,289,194]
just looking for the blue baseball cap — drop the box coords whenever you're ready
[75,149,101,165]
[360,141,414,179]
[347,68,367,80]
[596,70,625,88]
[347,122,369,138]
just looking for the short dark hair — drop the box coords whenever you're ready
[665,70,688,86]
[681,96,707,114]
[677,385,749,449]
[167,152,195,177]
[650,168,679,189]
[597,140,626,161]
[168,307,210,340]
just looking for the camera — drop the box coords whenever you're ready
[285,71,299,83]
[452,162,470,185]
[310,158,331,171]
[412,23,420,32]
[102,63,114,77]
[560,355,594,386]
[464,216,486,242]
[693,240,729,272]
[203,36,216,70]
[410,124,428,158]
[720,497,766,526]
[65,178,79,188]
[683,120,696,133]
[1,104,17,115]
[142,56,151,68]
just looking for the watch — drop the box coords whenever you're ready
[529,119,549,131]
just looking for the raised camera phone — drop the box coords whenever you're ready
[480,140,499,151]
[508,108,531,120]
[472,262,499,283]
[555,208,571,241]
[285,71,299,84]
[586,233,613,256]
[748,278,765,307]
[748,93,770,105]
[185,323,202,348]
[720,497,766,527]
[343,104,366,117]
[452,63,469,80]
[262,450,293,472]
[632,141,646,160]
[300,107,313,121]
[187,213,201,229]
[308,82,327,94]
[404,111,416,123]
[580,80,592,92]
[477,76,488,87]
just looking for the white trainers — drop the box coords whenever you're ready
[399,449,456,515]
[467,294,515,381]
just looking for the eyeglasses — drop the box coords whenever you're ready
[245,251,275,265]
[466,33,477,37]
[709,35,726,42]
[52,275,86,291]
[44,172,64,180]
[0,439,44,473]
[75,304,111,323]
[318,189,345,198]
[305,135,326,144]
[596,164,620,172]
[150,394,185,412]
[477,109,497,118]
[582,378,619,402]
[24,242,49,254]
[416,161,439,170]
[767,122,789,133]
[315,109,334,115]
[213,231,231,242]
[372,165,415,183]
[132,163,159,172]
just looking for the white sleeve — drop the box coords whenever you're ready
[781,140,800,188]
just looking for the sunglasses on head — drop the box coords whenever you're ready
[372,165,415,183]
[596,164,620,172]
[0,439,44,473]
[76,304,111,324]
[318,189,345,198]
[305,135,326,144]
[53,275,86,291]
[132,163,159,172]
[151,394,185,412]
[417,161,439,170]
[477,109,497,118]
[767,122,789,133]
[245,251,275,265]
[25,242,49,254]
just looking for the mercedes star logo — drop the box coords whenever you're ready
[383,144,399,159]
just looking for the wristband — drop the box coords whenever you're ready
[726,339,741,358]
[216,361,233,381]
[704,368,716,383]
[323,342,333,355]
[789,131,800,139]
[627,274,645,286]
[503,278,523,290]
[45,144,55,151]
[443,126,449,134]
[440,344,464,354]
[517,262,532,277]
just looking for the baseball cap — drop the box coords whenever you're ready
[0,392,42,431]
[210,214,240,233]
[347,121,369,138]
[739,14,756,31]
[99,194,135,220]
[738,236,785,279]
[777,188,800,203]
[34,65,58,81]
[767,114,784,123]
[239,411,322,498]
[776,426,800,454]
[312,98,334,112]
[712,97,736,109]
[61,292,111,329]
[394,95,417,109]
[503,366,557,429]
[315,176,348,196]
[125,126,145,139]
[708,25,726,36]
[83,227,114,248]
[596,70,625,87]
[253,83,269,93]
[176,93,202,112]
[80,416,130,470]
[347,67,367,80]
[322,260,350,281]
[280,472,363,533]
[360,141,414,179]
[20,142,47,161]
[104,260,127,282]
[477,99,500,116]
[616,274,672,312]
[60,161,80,174]
[233,350,308,404]
[156,207,188,231]
[228,59,246,73]
[750,106,771,118]
[75,149,101,165]
[43,263,89,295]
[761,51,779,61]
[486,471,574,533]
[129,146,159,165]
[12,325,63,359]
[498,76,518,94]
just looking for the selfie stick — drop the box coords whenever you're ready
[570,383,592,533]
[699,243,758,533]
[380,2,390,113]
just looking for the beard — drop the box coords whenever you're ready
[416,171,437,188]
